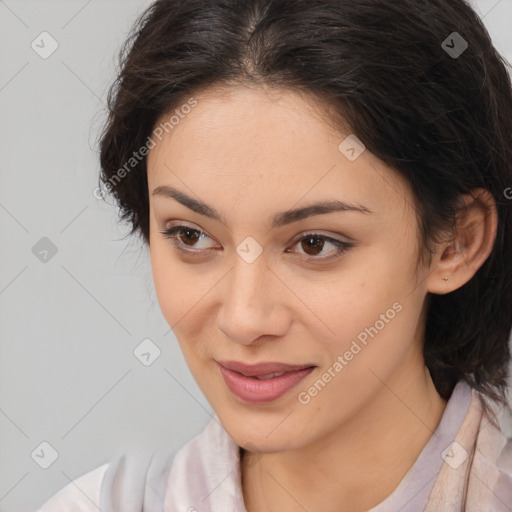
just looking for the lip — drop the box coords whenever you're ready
[216,360,316,404]
[217,360,315,377]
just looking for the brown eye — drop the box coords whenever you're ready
[160,224,354,262]
[159,225,217,252]
[289,233,354,261]
[300,235,326,256]
[176,227,201,246]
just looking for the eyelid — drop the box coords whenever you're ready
[161,221,216,241]
[289,229,353,245]
[161,221,352,244]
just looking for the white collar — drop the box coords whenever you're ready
[163,416,246,511]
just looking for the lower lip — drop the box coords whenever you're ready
[217,363,315,404]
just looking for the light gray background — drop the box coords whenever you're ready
[0,1,511,510]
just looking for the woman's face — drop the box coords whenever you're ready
[147,84,434,451]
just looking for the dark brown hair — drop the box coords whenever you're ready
[98,0,512,408]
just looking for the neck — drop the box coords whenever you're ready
[241,362,447,512]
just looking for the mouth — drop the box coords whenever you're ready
[216,360,316,404]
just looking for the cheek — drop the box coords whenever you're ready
[319,293,405,368]
[291,253,398,328]
[300,248,418,366]
[149,241,217,351]
[149,242,188,327]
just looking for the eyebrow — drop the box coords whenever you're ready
[152,185,372,229]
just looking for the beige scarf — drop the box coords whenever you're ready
[425,389,512,511]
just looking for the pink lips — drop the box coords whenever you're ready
[216,360,315,404]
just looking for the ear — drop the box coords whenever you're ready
[426,188,498,295]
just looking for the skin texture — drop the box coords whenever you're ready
[146,84,497,512]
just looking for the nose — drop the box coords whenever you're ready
[216,252,291,346]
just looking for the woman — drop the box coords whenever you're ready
[36,0,512,510]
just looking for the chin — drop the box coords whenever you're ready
[215,407,308,451]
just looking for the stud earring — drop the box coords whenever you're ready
[442,276,449,281]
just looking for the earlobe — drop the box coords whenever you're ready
[426,188,498,295]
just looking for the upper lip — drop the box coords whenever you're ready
[217,360,315,377]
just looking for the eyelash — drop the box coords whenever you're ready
[159,224,354,261]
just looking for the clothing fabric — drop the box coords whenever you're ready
[35,380,512,511]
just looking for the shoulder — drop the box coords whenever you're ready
[35,462,109,512]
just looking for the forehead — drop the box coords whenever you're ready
[149,84,348,168]
[146,85,412,223]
